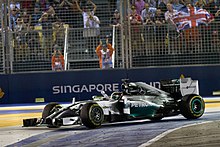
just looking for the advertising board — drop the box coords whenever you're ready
[0,66,220,104]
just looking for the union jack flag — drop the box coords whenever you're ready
[172,6,213,31]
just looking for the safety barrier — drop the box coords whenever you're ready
[0,65,220,104]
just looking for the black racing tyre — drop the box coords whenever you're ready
[42,102,62,128]
[180,94,205,119]
[80,103,104,129]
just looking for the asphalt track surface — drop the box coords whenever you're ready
[0,101,220,147]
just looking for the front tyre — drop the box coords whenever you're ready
[180,94,205,119]
[42,102,62,128]
[80,103,104,129]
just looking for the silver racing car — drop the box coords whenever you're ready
[23,77,205,129]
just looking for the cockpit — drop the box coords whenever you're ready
[110,92,123,100]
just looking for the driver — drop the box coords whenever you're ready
[122,82,140,95]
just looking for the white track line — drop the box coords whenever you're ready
[138,121,213,147]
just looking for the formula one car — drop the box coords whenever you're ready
[23,77,205,129]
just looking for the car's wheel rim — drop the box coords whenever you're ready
[91,107,102,123]
[191,99,203,114]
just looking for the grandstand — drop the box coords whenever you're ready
[0,0,220,73]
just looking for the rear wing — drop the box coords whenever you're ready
[180,77,199,96]
[160,77,199,98]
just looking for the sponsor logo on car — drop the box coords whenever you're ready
[130,102,149,108]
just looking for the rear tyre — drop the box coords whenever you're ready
[42,102,62,128]
[180,94,205,119]
[80,103,104,129]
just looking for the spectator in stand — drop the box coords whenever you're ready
[164,3,178,30]
[10,0,20,11]
[110,9,120,26]
[75,0,99,57]
[171,0,185,11]
[204,0,220,36]
[9,8,20,31]
[38,0,46,11]
[44,2,56,18]
[141,3,156,54]
[211,30,220,49]
[51,45,65,71]
[158,0,169,13]
[26,26,41,59]
[85,12,100,57]
[191,0,199,6]
[154,8,167,51]
[74,0,97,29]
[85,12,100,29]
[194,0,205,8]
[213,7,220,45]
[154,0,168,7]
[141,3,157,25]
[133,0,146,15]
[129,5,143,54]
[148,0,157,8]
[215,8,220,21]
[9,0,21,29]
[1,0,5,30]
[15,18,26,37]
[41,0,51,12]
[56,0,75,28]
[31,7,42,26]
[21,8,31,29]
[39,12,56,58]
[53,19,65,48]
[154,9,165,25]
[34,0,41,9]
[130,5,142,26]
[14,18,28,60]
[21,0,34,13]
[154,8,166,50]
[206,0,220,15]
[96,39,115,69]
[164,3,180,52]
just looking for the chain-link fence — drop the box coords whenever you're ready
[66,26,123,69]
[130,22,220,68]
[0,31,4,73]
[1,0,220,73]
[0,0,4,74]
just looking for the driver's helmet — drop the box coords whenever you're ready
[128,83,139,94]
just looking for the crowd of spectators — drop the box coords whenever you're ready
[128,0,220,31]
[127,0,220,55]
[1,0,220,60]
[3,0,105,59]
[2,0,220,34]
[3,0,81,59]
